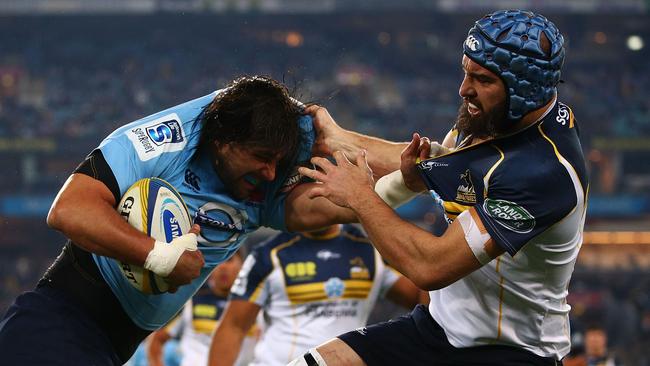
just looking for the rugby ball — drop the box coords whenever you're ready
[116,178,192,294]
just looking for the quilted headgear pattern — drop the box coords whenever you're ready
[463,10,565,122]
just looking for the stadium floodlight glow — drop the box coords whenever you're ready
[626,35,644,51]
[285,31,303,48]
[378,32,391,46]
[594,31,607,45]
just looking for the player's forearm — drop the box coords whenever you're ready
[285,184,358,232]
[350,193,442,289]
[47,174,154,264]
[335,130,406,177]
[146,340,165,366]
[208,326,247,366]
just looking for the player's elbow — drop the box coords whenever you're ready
[410,268,456,291]
[46,199,66,230]
[46,195,78,233]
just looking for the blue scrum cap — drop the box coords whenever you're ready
[463,10,565,122]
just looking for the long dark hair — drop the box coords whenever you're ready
[199,75,302,166]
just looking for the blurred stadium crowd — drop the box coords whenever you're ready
[0,9,649,364]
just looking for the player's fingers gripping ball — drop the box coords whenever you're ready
[117,178,194,294]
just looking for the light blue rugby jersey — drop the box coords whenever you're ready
[93,91,314,330]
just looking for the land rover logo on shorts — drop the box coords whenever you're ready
[483,198,535,234]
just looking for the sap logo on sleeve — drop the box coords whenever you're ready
[127,113,187,161]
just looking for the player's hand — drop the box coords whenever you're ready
[400,133,429,192]
[298,150,375,209]
[164,225,205,293]
[305,105,348,158]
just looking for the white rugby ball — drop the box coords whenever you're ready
[116,178,192,294]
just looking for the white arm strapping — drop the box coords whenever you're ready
[456,210,492,265]
[429,141,452,157]
[374,170,419,208]
[144,233,198,277]
[374,141,452,208]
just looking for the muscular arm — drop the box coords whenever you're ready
[330,130,407,177]
[298,151,504,290]
[208,300,261,366]
[47,173,154,265]
[47,173,203,288]
[351,193,503,290]
[147,329,172,366]
[308,105,407,177]
[385,276,424,309]
[284,183,358,232]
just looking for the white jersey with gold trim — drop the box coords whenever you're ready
[230,225,399,366]
[166,292,256,366]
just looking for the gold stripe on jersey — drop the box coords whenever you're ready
[285,280,374,304]
[483,145,505,198]
[567,105,575,129]
[538,123,586,197]
[494,257,505,341]
[192,319,218,334]
[193,304,217,318]
[443,201,472,219]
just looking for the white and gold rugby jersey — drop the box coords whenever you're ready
[230,225,400,366]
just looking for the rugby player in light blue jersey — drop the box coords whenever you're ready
[293,10,586,366]
[0,76,356,365]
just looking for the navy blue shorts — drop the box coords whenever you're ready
[0,242,150,365]
[338,305,562,366]
[0,286,122,366]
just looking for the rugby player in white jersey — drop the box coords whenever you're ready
[207,224,423,366]
[291,9,585,366]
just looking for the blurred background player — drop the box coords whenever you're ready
[563,324,624,366]
[207,224,424,366]
[582,325,623,366]
[147,251,256,366]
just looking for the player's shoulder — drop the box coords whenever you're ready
[240,231,301,277]
[250,231,301,259]
[101,92,217,163]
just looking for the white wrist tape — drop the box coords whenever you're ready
[429,142,452,158]
[144,233,198,277]
[375,170,419,208]
[457,210,492,265]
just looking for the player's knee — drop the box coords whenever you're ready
[286,348,328,366]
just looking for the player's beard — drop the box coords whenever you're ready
[455,100,509,139]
